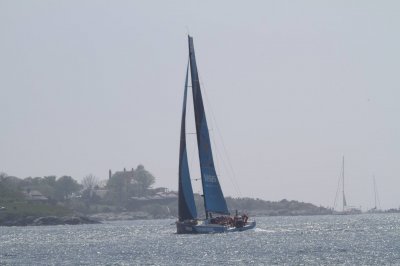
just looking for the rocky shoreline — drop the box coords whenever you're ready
[0,215,100,227]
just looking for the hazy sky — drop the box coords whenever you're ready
[1,1,399,210]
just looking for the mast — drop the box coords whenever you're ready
[373,176,377,209]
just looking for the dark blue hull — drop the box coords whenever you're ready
[176,220,256,234]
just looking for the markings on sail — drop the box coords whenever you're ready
[204,175,217,183]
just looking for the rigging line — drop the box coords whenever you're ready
[191,60,242,197]
[200,96,237,195]
[185,86,201,191]
[373,175,376,209]
[377,178,380,209]
[192,82,225,189]
[204,94,242,197]
[209,124,242,197]
[373,175,381,209]
[208,126,228,186]
[198,75,242,197]
[378,185,381,208]
[333,165,342,210]
[333,179,340,210]
[209,108,242,196]
[188,135,199,180]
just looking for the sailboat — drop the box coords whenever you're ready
[367,175,381,213]
[176,36,256,234]
[333,156,361,215]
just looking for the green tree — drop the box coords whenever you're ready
[0,175,21,192]
[55,176,81,201]
[0,173,23,200]
[43,176,57,187]
[134,165,155,196]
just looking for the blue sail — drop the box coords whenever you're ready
[178,62,198,221]
[188,36,229,215]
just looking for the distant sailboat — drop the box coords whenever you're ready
[176,36,256,234]
[333,156,361,215]
[368,175,381,213]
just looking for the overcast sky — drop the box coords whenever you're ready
[1,1,399,210]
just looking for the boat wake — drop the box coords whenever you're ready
[254,228,274,233]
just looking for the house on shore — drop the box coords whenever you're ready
[23,189,48,201]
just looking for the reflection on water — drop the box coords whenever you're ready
[1,214,400,265]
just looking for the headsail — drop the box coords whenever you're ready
[188,35,229,215]
[178,62,198,221]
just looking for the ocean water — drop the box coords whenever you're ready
[1,214,400,265]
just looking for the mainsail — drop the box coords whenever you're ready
[188,36,229,215]
[178,62,198,221]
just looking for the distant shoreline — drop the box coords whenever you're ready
[0,210,330,227]
[0,215,100,227]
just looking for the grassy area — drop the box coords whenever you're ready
[0,184,72,220]
[0,201,72,220]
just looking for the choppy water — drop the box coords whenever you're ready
[1,214,400,265]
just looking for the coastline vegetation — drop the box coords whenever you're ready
[0,167,369,226]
